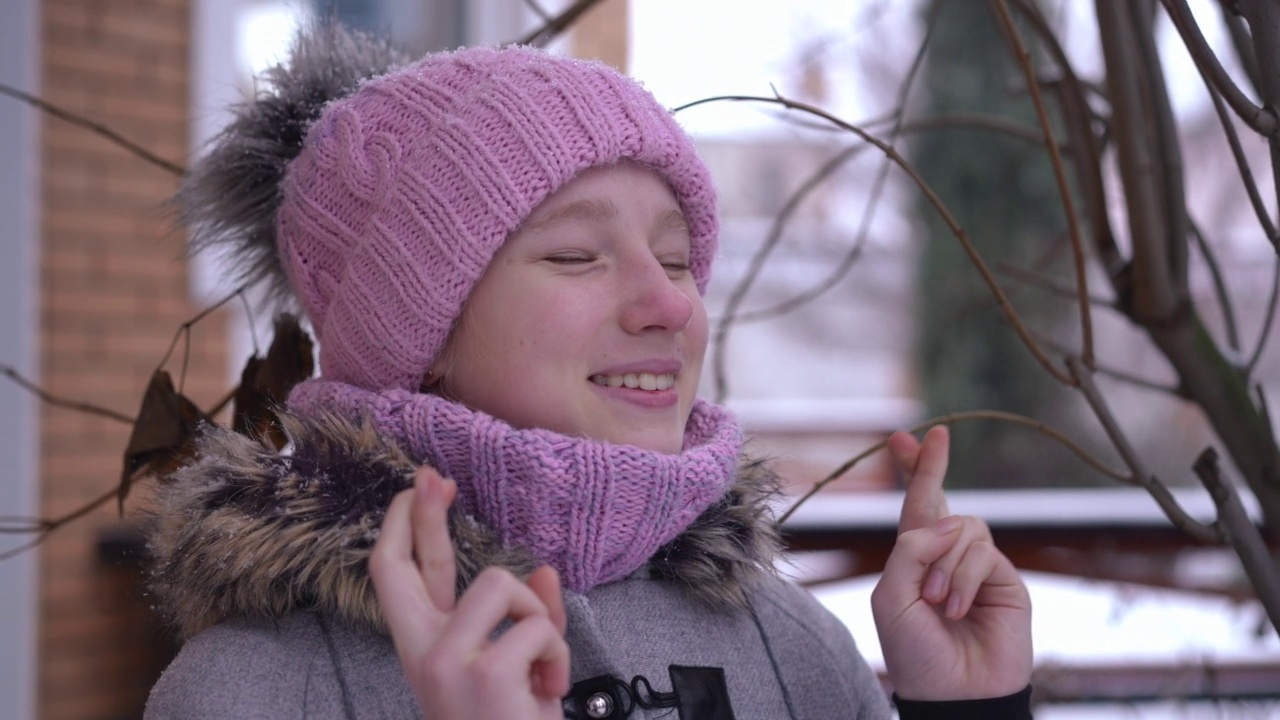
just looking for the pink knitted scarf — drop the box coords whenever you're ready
[287,379,743,594]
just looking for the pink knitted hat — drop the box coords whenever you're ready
[274,45,718,392]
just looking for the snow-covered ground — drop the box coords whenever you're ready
[810,571,1280,718]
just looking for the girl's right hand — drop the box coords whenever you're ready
[370,466,571,719]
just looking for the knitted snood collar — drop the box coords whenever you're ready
[287,379,744,594]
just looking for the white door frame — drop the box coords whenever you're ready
[0,0,41,717]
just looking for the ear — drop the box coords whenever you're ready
[418,367,441,393]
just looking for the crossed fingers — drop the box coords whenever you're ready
[369,467,570,716]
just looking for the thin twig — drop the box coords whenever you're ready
[1188,219,1242,354]
[1235,0,1280,257]
[521,0,553,23]
[995,262,1120,310]
[1193,32,1279,244]
[708,6,939,402]
[1158,0,1277,136]
[207,384,239,418]
[1221,5,1261,94]
[1248,258,1280,375]
[1006,0,1126,280]
[0,366,134,424]
[677,94,1076,386]
[1192,448,1280,636]
[157,284,248,378]
[991,0,1095,368]
[897,114,1058,148]
[0,83,185,177]
[0,486,119,560]
[1068,357,1223,544]
[515,0,607,47]
[709,144,869,400]
[777,408,1131,525]
[1021,324,1184,397]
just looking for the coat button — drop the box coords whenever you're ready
[586,691,614,718]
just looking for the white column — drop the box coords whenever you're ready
[0,0,40,716]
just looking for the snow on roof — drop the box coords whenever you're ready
[782,487,1263,529]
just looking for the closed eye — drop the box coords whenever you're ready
[659,256,691,275]
[544,253,596,265]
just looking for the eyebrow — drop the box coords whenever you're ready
[517,199,691,238]
[655,208,691,237]
[518,198,617,235]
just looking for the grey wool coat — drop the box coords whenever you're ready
[142,413,894,719]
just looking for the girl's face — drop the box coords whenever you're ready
[434,163,708,454]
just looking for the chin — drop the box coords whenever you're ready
[611,430,684,455]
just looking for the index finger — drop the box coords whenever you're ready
[369,488,440,649]
[894,425,951,534]
[411,466,459,612]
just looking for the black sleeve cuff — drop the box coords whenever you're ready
[894,685,1032,720]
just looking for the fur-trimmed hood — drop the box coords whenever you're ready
[147,412,783,639]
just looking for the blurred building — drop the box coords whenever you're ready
[4,1,229,718]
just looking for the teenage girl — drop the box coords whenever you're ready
[145,24,1032,720]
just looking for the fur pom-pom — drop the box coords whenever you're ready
[177,22,408,306]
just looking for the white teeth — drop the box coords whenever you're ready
[590,372,677,391]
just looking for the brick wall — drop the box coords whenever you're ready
[38,1,228,718]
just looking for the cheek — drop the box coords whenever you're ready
[684,294,710,362]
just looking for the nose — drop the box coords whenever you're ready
[619,255,695,335]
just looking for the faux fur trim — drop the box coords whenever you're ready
[146,412,781,639]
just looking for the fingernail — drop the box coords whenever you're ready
[924,569,946,602]
[441,478,457,505]
[934,516,962,535]
[946,592,962,618]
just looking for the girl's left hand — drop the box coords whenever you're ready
[871,426,1033,701]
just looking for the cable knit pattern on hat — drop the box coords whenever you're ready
[276,46,719,392]
[288,379,742,594]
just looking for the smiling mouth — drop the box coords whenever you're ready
[589,372,676,391]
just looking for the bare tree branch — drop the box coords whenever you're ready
[1193,30,1280,245]
[708,144,869,400]
[1158,0,1277,136]
[991,0,1096,368]
[0,82,185,177]
[1221,5,1261,94]
[515,0,608,47]
[1019,322,1185,397]
[707,8,939,402]
[0,486,119,561]
[777,408,1132,526]
[1248,258,1280,376]
[0,366,134,424]
[1097,1,1189,324]
[1061,349,1182,398]
[1235,0,1280,256]
[157,284,247,394]
[521,0,553,23]
[1193,448,1280,635]
[1188,219,1243,354]
[897,114,1059,148]
[996,262,1120,311]
[1068,357,1224,544]
[681,92,1076,387]
[1006,0,1127,283]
